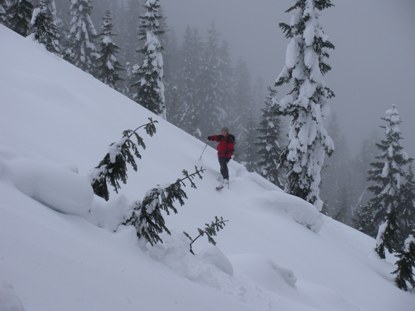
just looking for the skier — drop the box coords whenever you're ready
[208,127,235,189]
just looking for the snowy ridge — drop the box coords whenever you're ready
[1,25,414,311]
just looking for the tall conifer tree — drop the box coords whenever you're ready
[375,208,401,259]
[273,0,335,210]
[399,165,415,241]
[0,1,7,24]
[359,106,412,257]
[352,131,381,230]
[393,233,415,291]
[131,0,166,119]
[31,0,61,54]
[96,10,124,90]
[256,87,283,187]
[67,0,99,74]
[7,0,33,37]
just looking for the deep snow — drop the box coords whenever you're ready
[0,25,414,311]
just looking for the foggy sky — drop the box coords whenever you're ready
[161,0,415,157]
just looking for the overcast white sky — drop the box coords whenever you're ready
[161,0,415,156]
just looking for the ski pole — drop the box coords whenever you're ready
[198,143,208,161]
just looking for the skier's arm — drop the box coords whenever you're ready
[207,135,224,142]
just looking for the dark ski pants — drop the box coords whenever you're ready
[219,157,231,180]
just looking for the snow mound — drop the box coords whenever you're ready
[0,149,93,216]
[0,282,26,311]
[85,195,132,231]
[199,246,234,276]
[231,165,321,232]
[147,233,234,289]
[231,254,297,292]
[257,190,323,232]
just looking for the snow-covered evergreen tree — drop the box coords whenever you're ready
[7,0,33,36]
[130,0,166,119]
[96,10,124,90]
[37,0,60,28]
[393,233,415,291]
[45,0,64,45]
[31,0,61,54]
[45,0,57,20]
[256,87,283,187]
[67,0,99,74]
[375,208,401,259]
[360,106,412,257]
[273,0,335,210]
[399,164,415,242]
[0,1,7,24]
[352,131,381,230]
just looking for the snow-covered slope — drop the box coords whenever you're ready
[0,25,414,311]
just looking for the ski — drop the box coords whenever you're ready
[215,181,229,191]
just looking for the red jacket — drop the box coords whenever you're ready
[208,134,235,159]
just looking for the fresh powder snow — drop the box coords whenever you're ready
[0,25,414,311]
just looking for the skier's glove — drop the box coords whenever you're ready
[207,136,212,141]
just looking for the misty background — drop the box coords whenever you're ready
[161,0,415,156]
[48,0,415,155]
[160,0,415,221]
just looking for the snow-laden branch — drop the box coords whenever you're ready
[90,118,158,201]
[123,166,204,246]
